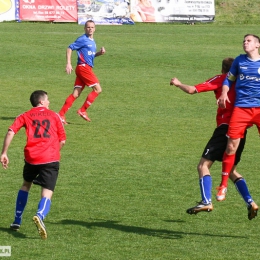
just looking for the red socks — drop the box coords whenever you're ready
[80,91,99,111]
[59,91,99,116]
[221,152,235,187]
[59,94,76,116]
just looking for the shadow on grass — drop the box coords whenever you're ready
[55,219,246,239]
[0,227,42,240]
[0,227,27,238]
[62,121,88,126]
[1,117,16,121]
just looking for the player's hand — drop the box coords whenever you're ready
[217,94,230,109]
[1,154,9,169]
[170,77,180,86]
[100,47,106,55]
[65,64,73,74]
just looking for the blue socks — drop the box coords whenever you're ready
[14,190,29,225]
[14,191,51,224]
[199,175,212,204]
[198,176,253,206]
[235,178,253,206]
[36,197,51,220]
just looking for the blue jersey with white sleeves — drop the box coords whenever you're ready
[69,34,96,67]
[223,54,260,107]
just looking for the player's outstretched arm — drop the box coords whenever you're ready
[170,77,196,94]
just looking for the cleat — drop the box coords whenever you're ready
[216,185,227,201]
[186,201,213,215]
[77,109,91,122]
[248,201,258,220]
[60,115,68,125]
[10,223,20,231]
[33,215,47,239]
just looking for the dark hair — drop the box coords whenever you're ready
[30,90,47,107]
[85,20,95,26]
[222,57,234,73]
[244,34,260,43]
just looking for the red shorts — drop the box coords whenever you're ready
[74,64,99,90]
[227,107,260,138]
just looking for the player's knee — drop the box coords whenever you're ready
[96,88,102,94]
[72,91,82,99]
[93,84,102,94]
[72,87,82,98]
[226,141,238,154]
[197,163,210,176]
[197,163,202,172]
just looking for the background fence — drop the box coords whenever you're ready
[0,0,215,24]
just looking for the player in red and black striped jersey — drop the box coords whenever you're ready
[1,90,66,238]
[170,57,258,219]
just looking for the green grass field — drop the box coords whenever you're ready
[1,22,260,259]
[215,0,260,24]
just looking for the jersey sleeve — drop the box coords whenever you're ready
[8,114,25,134]
[195,74,225,93]
[69,35,84,51]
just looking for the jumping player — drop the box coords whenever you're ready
[1,90,66,239]
[218,34,260,219]
[170,57,258,220]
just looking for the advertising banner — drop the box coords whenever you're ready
[130,0,215,23]
[77,0,134,25]
[0,0,16,21]
[19,0,77,22]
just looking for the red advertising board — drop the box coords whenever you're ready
[19,0,77,22]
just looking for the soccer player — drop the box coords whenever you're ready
[217,34,260,219]
[59,20,106,124]
[170,57,258,220]
[0,90,66,239]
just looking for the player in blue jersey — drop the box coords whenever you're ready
[59,20,106,124]
[217,34,260,220]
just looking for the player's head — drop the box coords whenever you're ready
[243,34,260,53]
[30,90,49,108]
[222,57,234,74]
[244,34,260,43]
[84,20,96,37]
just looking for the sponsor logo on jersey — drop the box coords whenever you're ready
[240,74,260,81]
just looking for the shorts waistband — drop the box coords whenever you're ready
[78,63,89,67]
